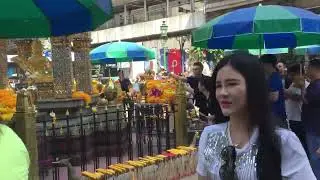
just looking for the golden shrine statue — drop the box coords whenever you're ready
[13,40,53,84]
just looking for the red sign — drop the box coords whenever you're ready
[150,61,154,70]
[168,49,182,74]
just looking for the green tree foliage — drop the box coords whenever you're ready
[187,47,224,63]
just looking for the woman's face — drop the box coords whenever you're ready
[215,65,247,116]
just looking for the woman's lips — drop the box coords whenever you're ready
[220,101,232,108]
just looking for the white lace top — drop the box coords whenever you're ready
[197,122,316,180]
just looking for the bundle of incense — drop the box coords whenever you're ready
[166,149,189,180]
[81,145,198,180]
[126,160,145,180]
[177,146,198,175]
[96,168,116,178]
[81,171,104,180]
[167,147,198,178]
[138,157,160,180]
[161,152,176,180]
[154,155,167,180]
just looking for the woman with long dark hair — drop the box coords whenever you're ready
[197,53,315,180]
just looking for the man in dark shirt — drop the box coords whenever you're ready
[186,62,211,117]
[260,54,287,128]
[171,62,211,117]
[118,70,131,92]
[303,58,320,178]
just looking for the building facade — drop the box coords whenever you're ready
[92,0,320,48]
[90,0,320,75]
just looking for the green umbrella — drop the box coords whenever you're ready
[192,5,320,49]
[225,45,320,56]
[90,41,156,64]
[0,0,113,38]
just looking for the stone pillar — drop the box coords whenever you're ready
[15,40,33,60]
[72,33,92,94]
[13,89,39,180]
[174,80,188,146]
[0,40,7,89]
[51,36,73,98]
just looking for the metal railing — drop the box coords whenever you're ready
[36,102,176,180]
[205,0,263,12]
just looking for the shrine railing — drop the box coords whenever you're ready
[36,102,176,180]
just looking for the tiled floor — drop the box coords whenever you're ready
[182,174,198,180]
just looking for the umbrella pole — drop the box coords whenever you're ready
[300,61,303,75]
[259,48,262,57]
[259,34,262,57]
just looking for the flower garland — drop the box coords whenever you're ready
[0,89,17,121]
[72,91,91,105]
[145,79,177,104]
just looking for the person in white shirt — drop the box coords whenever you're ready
[285,64,309,154]
[197,53,315,180]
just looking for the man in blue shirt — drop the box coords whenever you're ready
[260,54,287,128]
[303,58,320,178]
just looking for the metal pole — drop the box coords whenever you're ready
[166,0,170,17]
[190,0,195,12]
[180,38,184,73]
[164,47,167,70]
[124,4,128,25]
[144,0,148,21]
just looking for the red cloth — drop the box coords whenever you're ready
[168,49,182,74]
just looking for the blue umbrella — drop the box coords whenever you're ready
[224,48,288,56]
[192,5,320,49]
[90,42,156,64]
[0,0,113,38]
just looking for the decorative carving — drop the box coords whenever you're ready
[15,89,34,113]
[15,40,32,59]
[13,40,53,84]
[51,36,73,98]
[72,32,91,51]
[72,33,92,94]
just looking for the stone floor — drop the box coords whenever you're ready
[182,174,198,180]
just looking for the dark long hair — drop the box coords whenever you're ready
[211,53,282,180]
[199,77,214,93]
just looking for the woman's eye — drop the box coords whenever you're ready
[215,84,222,88]
[227,82,238,86]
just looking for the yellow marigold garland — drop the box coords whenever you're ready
[72,91,92,105]
[0,89,17,121]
